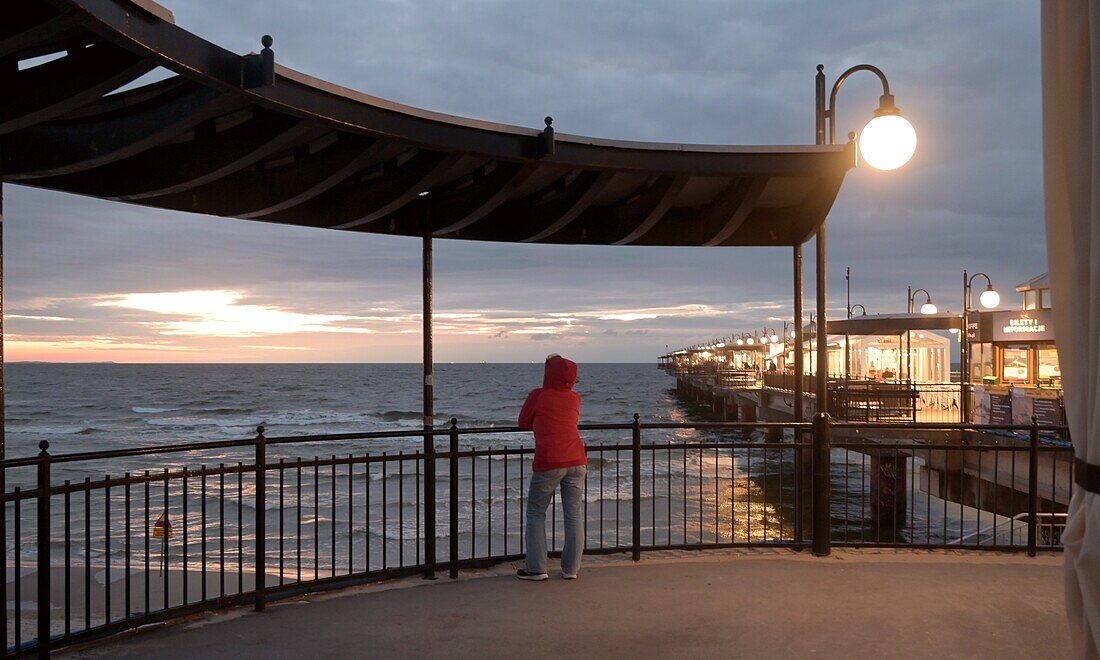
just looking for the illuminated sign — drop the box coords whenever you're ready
[971,309,1055,343]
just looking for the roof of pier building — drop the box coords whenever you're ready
[3,0,854,247]
[826,312,963,335]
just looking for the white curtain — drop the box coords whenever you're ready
[1043,3,1100,657]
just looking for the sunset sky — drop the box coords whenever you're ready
[5,0,1043,363]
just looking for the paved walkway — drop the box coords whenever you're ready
[63,550,1068,659]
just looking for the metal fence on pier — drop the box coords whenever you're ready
[1,418,1072,656]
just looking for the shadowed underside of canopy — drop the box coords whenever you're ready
[1,0,855,246]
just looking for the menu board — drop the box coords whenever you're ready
[1032,398,1062,427]
[989,393,1013,425]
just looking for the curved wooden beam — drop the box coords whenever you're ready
[139,132,388,217]
[0,6,87,60]
[237,137,401,219]
[611,176,689,245]
[2,82,236,178]
[703,177,767,246]
[519,171,616,243]
[431,162,538,236]
[460,169,606,243]
[330,153,466,230]
[0,41,153,135]
[45,114,317,201]
[632,177,762,246]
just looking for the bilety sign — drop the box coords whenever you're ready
[972,309,1055,343]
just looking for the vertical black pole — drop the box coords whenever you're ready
[793,245,806,547]
[631,414,641,562]
[254,426,266,611]
[961,271,970,423]
[812,413,831,556]
[814,65,828,416]
[1027,416,1039,557]
[813,64,831,557]
[794,246,804,421]
[844,266,850,381]
[422,216,437,579]
[1,182,5,465]
[448,419,459,579]
[36,441,50,658]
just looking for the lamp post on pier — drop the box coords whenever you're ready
[907,287,938,314]
[812,63,916,556]
[960,271,1000,422]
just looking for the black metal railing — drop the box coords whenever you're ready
[1,417,1072,656]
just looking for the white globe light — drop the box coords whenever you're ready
[919,302,937,315]
[761,336,769,344]
[949,328,960,334]
[770,334,780,343]
[979,288,1000,309]
[736,339,744,346]
[859,114,916,170]
[747,337,755,345]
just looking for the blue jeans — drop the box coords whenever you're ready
[525,465,587,575]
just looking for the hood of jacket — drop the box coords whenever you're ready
[542,355,577,390]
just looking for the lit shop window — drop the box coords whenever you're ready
[1038,347,1061,385]
[1001,346,1030,383]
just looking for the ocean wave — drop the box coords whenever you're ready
[10,424,100,435]
[380,410,421,422]
[132,406,180,414]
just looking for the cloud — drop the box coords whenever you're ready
[95,290,373,337]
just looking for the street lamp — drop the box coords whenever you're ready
[815,64,915,401]
[850,304,867,316]
[814,63,914,557]
[907,287,937,315]
[960,271,1000,422]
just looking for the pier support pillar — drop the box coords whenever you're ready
[421,220,437,579]
[739,405,756,423]
[765,425,783,442]
[870,453,908,533]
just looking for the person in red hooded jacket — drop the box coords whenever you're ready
[515,354,587,581]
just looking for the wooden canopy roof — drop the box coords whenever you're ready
[827,312,964,335]
[2,0,855,246]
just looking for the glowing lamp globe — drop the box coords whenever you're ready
[859,114,916,171]
[736,339,744,346]
[746,337,755,345]
[919,302,937,315]
[979,287,1000,309]
[770,334,780,343]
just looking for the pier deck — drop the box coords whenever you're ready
[61,549,1067,659]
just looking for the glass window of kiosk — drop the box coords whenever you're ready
[1001,345,1030,383]
[1038,346,1061,385]
[1023,290,1037,310]
[971,342,994,383]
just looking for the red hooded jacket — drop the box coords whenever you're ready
[518,356,586,472]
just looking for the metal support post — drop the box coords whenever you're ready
[631,414,641,562]
[37,441,51,659]
[1027,416,1039,557]
[449,419,459,579]
[422,222,437,579]
[254,425,266,611]
[812,413,831,556]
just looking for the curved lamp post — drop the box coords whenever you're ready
[960,271,1000,421]
[907,287,937,314]
[812,63,915,557]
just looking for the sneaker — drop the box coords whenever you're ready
[561,572,578,580]
[516,569,548,581]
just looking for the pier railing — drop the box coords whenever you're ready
[1,418,1072,656]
